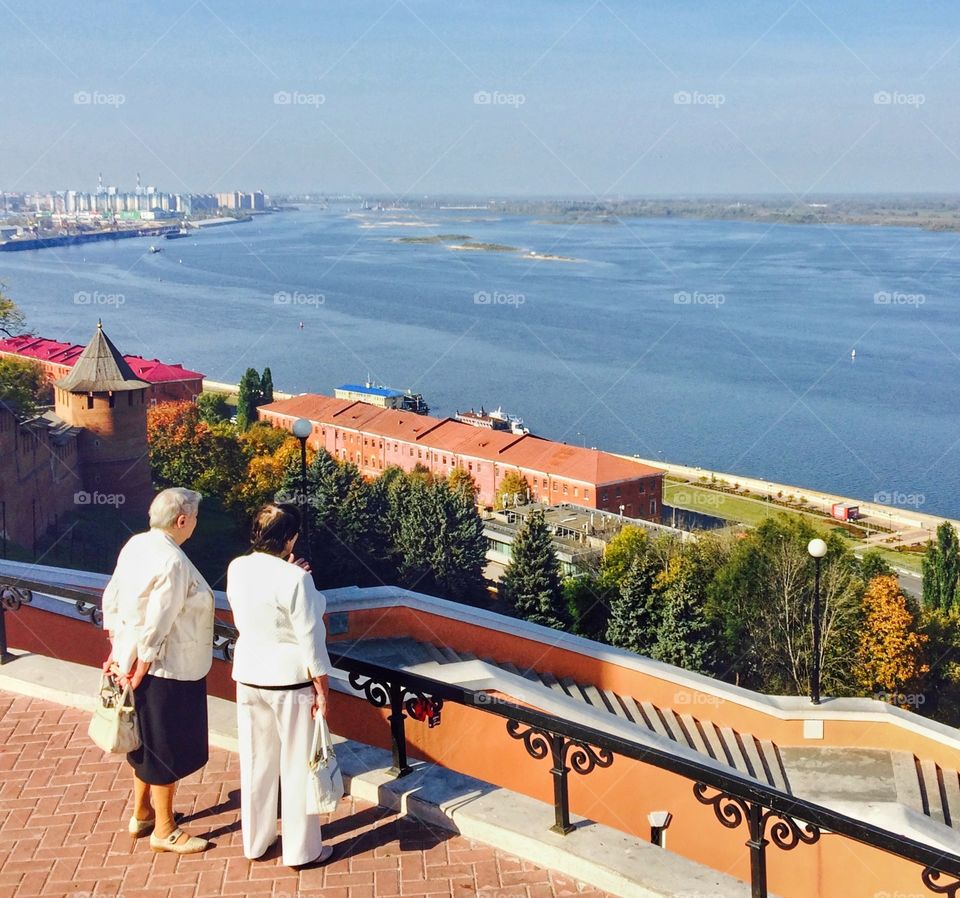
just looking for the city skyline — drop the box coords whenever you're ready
[1,2,958,196]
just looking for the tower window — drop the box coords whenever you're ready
[86,396,94,410]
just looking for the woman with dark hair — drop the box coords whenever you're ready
[226,503,333,868]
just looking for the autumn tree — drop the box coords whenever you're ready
[857,574,928,704]
[495,470,530,510]
[0,357,46,419]
[147,402,212,487]
[0,287,26,338]
[922,522,960,611]
[598,525,649,589]
[500,509,567,629]
[448,466,479,502]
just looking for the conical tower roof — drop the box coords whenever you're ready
[56,322,149,393]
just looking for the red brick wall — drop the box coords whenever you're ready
[0,408,82,550]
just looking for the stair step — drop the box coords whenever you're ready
[559,677,584,701]
[639,701,671,741]
[700,722,731,765]
[498,661,522,677]
[679,713,709,754]
[615,694,642,724]
[438,645,461,663]
[740,735,768,785]
[942,768,960,830]
[604,690,634,722]
[891,752,926,816]
[581,684,613,712]
[719,727,752,776]
[759,739,790,793]
[657,706,685,744]
[920,758,948,826]
[423,643,449,664]
[538,671,559,689]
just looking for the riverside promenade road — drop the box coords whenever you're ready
[0,693,611,898]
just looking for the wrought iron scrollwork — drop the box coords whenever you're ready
[506,720,551,760]
[694,783,748,829]
[694,783,820,849]
[506,721,613,835]
[923,868,960,897]
[764,810,819,850]
[694,784,820,897]
[0,583,32,611]
[348,673,391,707]
[75,599,102,626]
[0,581,33,664]
[506,721,613,774]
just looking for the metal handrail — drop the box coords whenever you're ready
[1,575,958,896]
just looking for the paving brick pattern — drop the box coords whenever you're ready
[0,694,613,898]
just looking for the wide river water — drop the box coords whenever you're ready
[3,206,959,516]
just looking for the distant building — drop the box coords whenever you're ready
[0,335,204,404]
[0,324,153,550]
[258,394,664,520]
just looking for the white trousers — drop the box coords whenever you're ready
[236,684,323,866]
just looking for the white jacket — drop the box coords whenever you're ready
[102,529,215,681]
[226,552,332,686]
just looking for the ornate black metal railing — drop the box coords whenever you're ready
[1,573,959,898]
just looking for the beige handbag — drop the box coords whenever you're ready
[88,673,141,753]
[306,714,344,815]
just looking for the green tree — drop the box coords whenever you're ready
[706,516,863,695]
[860,549,894,584]
[922,522,960,611]
[235,367,262,431]
[0,287,26,338]
[260,367,275,405]
[428,483,487,603]
[565,574,613,641]
[500,510,567,629]
[495,470,530,510]
[652,556,716,674]
[290,451,382,589]
[605,553,660,653]
[196,392,231,424]
[0,357,46,419]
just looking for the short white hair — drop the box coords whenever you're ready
[149,488,202,529]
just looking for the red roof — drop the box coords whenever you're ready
[0,335,204,384]
[260,394,664,486]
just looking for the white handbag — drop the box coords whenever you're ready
[88,673,141,754]
[307,713,344,815]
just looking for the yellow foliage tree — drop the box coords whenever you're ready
[230,437,309,513]
[856,574,929,705]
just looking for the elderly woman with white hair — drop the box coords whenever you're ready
[102,487,215,855]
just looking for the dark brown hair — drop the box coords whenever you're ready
[249,503,301,556]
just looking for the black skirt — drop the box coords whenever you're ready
[127,674,209,785]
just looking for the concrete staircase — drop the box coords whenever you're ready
[894,752,960,831]
[340,636,791,790]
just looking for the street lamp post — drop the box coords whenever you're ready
[807,538,828,705]
[292,418,313,563]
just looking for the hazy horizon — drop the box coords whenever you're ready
[2,2,959,197]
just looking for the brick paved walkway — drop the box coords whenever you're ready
[0,694,613,898]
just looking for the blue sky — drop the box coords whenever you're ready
[1,1,958,195]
